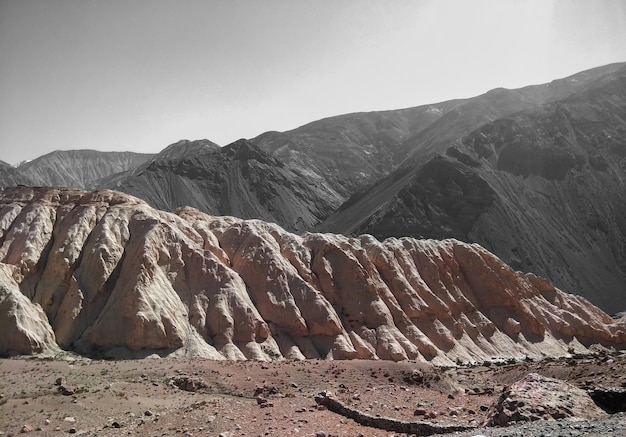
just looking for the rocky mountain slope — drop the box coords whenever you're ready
[2,63,625,314]
[1,186,624,361]
[103,139,342,231]
[251,100,464,199]
[17,149,155,189]
[317,63,626,312]
[96,139,221,188]
[0,161,36,187]
[252,63,626,201]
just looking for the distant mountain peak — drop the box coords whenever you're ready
[222,139,278,165]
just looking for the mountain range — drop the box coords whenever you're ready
[1,62,625,314]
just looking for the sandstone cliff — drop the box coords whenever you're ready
[0,186,624,361]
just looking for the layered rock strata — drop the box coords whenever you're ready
[0,186,624,362]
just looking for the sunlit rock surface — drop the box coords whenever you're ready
[0,186,624,361]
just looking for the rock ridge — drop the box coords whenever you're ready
[0,186,625,361]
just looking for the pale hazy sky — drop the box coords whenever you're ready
[1,0,625,164]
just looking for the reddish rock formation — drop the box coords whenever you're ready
[0,186,625,361]
[484,373,607,426]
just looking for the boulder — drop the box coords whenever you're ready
[484,373,607,426]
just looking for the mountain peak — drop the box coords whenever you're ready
[221,139,276,165]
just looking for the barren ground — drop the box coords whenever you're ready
[2,352,626,437]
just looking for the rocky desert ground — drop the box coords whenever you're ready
[2,350,626,437]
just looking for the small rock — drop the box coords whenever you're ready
[63,417,75,423]
[20,424,33,433]
[144,410,153,417]
[315,432,327,437]
[111,422,122,428]
[58,385,74,396]
[413,408,427,416]
[54,377,64,386]
[68,428,76,434]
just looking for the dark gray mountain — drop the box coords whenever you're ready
[253,63,626,203]
[96,139,220,188]
[103,139,342,231]
[251,101,465,199]
[317,63,626,312]
[18,149,155,189]
[0,160,36,187]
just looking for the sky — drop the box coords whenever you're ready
[0,0,625,165]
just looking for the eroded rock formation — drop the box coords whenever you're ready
[0,186,625,361]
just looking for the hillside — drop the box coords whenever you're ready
[17,149,155,189]
[318,64,626,312]
[251,100,464,199]
[0,160,36,187]
[1,186,624,361]
[103,139,342,231]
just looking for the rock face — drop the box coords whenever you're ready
[17,149,155,189]
[317,63,626,312]
[104,139,342,231]
[484,373,607,426]
[0,264,58,355]
[0,186,625,361]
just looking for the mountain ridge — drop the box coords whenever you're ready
[317,63,626,312]
[2,62,625,313]
[1,186,624,361]
[16,149,155,189]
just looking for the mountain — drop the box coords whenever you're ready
[394,63,626,167]
[1,186,624,360]
[17,149,155,189]
[251,101,464,199]
[3,63,625,314]
[317,63,626,312]
[96,139,221,188]
[252,63,626,202]
[103,139,342,231]
[0,160,36,187]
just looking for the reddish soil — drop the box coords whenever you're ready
[1,352,626,436]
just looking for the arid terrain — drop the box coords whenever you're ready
[2,62,626,437]
[2,351,626,437]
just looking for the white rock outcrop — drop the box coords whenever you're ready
[0,186,624,362]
